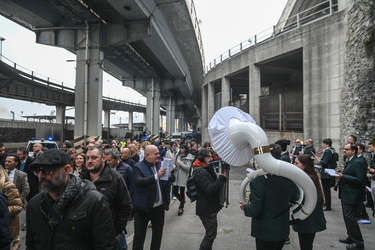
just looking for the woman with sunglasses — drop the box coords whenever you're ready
[293,155,327,250]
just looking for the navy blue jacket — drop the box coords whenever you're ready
[115,161,135,198]
[133,160,171,212]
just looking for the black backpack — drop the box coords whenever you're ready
[186,169,199,202]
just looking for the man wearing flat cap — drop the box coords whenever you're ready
[26,149,117,250]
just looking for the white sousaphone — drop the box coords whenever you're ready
[208,107,317,221]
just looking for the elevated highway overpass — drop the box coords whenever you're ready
[0,0,204,142]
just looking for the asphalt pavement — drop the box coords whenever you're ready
[19,164,375,249]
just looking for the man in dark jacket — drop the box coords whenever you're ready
[17,147,38,202]
[192,148,227,250]
[275,139,291,163]
[337,144,367,250]
[120,147,136,167]
[240,144,299,250]
[80,146,133,249]
[26,149,116,250]
[132,145,172,250]
[315,138,337,211]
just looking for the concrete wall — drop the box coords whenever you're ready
[202,10,346,151]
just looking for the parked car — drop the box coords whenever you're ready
[26,138,59,157]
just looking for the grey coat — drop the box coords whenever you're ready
[173,153,194,187]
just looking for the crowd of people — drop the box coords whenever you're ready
[239,135,374,250]
[0,133,374,250]
[0,137,227,250]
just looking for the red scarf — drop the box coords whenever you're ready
[192,159,208,167]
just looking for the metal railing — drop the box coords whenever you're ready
[205,0,338,74]
[186,0,205,69]
[0,54,146,108]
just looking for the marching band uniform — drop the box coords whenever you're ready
[319,147,337,210]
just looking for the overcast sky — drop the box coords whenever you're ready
[0,0,288,123]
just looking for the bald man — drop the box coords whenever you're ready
[132,145,172,250]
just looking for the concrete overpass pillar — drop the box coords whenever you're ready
[166,97,175,135]
[178,111,186,131]
[249,65,261,122]
[74,25,103,145]
[205,82,215,142]
[202,85,209,143]
[103,110,111,141]
[104,110,110,128]
[146,80,160,136]
[221,76,230,107]
[55,105,66,141]
[55,105,66,124]
[128,111,133,134]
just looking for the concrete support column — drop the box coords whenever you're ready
[204,82,215,142]
[221,76,230,107]
[103,110,110,128]
[74,25,103,145]
[128,111,133,131]
[103,110,111,141]
[201,85,209,143]
[249,65,261,122]
[166,97,176,135]
[207,82,215,119]
[55,105,66,141]
[146,79,160,135]
[55,105,66,124]
[178,111,186,131]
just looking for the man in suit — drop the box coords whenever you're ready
[290,139,303,163]
[5,154,30,250]
[17,147,38,202]
[32,143,43,159]
[132,145,172,250]
[337,144,367,250]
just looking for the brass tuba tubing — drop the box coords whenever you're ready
[228,118,317,221]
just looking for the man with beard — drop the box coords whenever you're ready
[80,146,133,250]
[26,149,116,249]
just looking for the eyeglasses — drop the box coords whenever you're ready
[295,141,300,143]
[33,168,56,176]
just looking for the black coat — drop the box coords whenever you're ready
[80,166,133,234]
[194,166,227,216]
[22,157,39,202]
[26,179,117,250]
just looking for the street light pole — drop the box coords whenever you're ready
[0,37,5,61]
